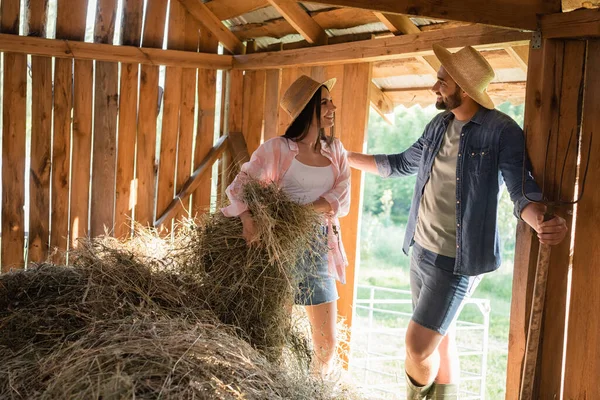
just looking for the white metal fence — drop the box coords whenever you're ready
[349,285,490,399]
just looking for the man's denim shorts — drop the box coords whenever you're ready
[410,242,482,335]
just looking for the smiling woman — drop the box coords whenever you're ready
[221,74,352,379]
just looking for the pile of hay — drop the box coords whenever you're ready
[0,181,356,399]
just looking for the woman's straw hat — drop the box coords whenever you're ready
[280,75,336,121]
[432,44,496,110]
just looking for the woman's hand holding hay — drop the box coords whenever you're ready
[310,197,333,215]
[240,211,260,245]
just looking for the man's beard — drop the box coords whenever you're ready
[435,87,462,110]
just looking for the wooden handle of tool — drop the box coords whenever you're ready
[520,241,552,400]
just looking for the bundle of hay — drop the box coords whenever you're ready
[180,181,327,361]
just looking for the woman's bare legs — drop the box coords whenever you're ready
[305,300,338,376]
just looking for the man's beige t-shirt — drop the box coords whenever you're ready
[414,118,468,257]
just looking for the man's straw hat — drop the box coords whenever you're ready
[432,44,496,110]
[280,75,336,121]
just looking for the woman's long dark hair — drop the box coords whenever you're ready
[283,86,335,150]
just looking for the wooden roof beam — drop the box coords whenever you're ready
[0,33,233,69]
[540,8,600,39]
[267,0,328,45]
[178,0,246,54]
[374,12,441,74]
[301,0,561,31]
[234,24,531,69]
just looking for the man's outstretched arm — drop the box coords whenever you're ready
[347,151,379,175]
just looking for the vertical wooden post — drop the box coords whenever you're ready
[114,0,143,239]
[70,0,93,248]
[135,0,168,227]
[90,0,119,237]
[28,0,52,263]
[563,39,600,400]
[191,27,219,216]
[537,39,585,400]
[335,63,371,367]
[1,0,27,270]
[156,0,185,232]
[507,38,587,399]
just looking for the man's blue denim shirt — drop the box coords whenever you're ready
[374,107,541,276]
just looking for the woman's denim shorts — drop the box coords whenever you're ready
[294,228,338,306]
[410,242,482,335]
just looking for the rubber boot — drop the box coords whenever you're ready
[405,372,433,400]
[426,382,459,399]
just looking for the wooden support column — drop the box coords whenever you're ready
[156,0,186,232]
[507,38,587,399]
[28,0,52,263]
[1,0,27,270]
[537,39,586,400]
[506,38,562,400]
[191,28,219,216]
[135,0,168,227]
[335,63,371,367]
[563,39,600,400]
[114,0,143,238]
[70,0,94,248]
[90,0,119,237]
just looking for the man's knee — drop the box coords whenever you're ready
[405,321,444,363]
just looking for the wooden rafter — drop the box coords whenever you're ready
[231,7,378,41]
[177,0,246,54]
[373,12,441,74]
[505,44,529,72]
[0,33,232,69]
[300,0,560,31]
[234,24,531,69]
[267,0,328,45]
[207,0,268,21]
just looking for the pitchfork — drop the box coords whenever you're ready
[518,122,592,399]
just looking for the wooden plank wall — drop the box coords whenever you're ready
[0,0,223,271]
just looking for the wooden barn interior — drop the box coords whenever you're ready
[0,0,598,398]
